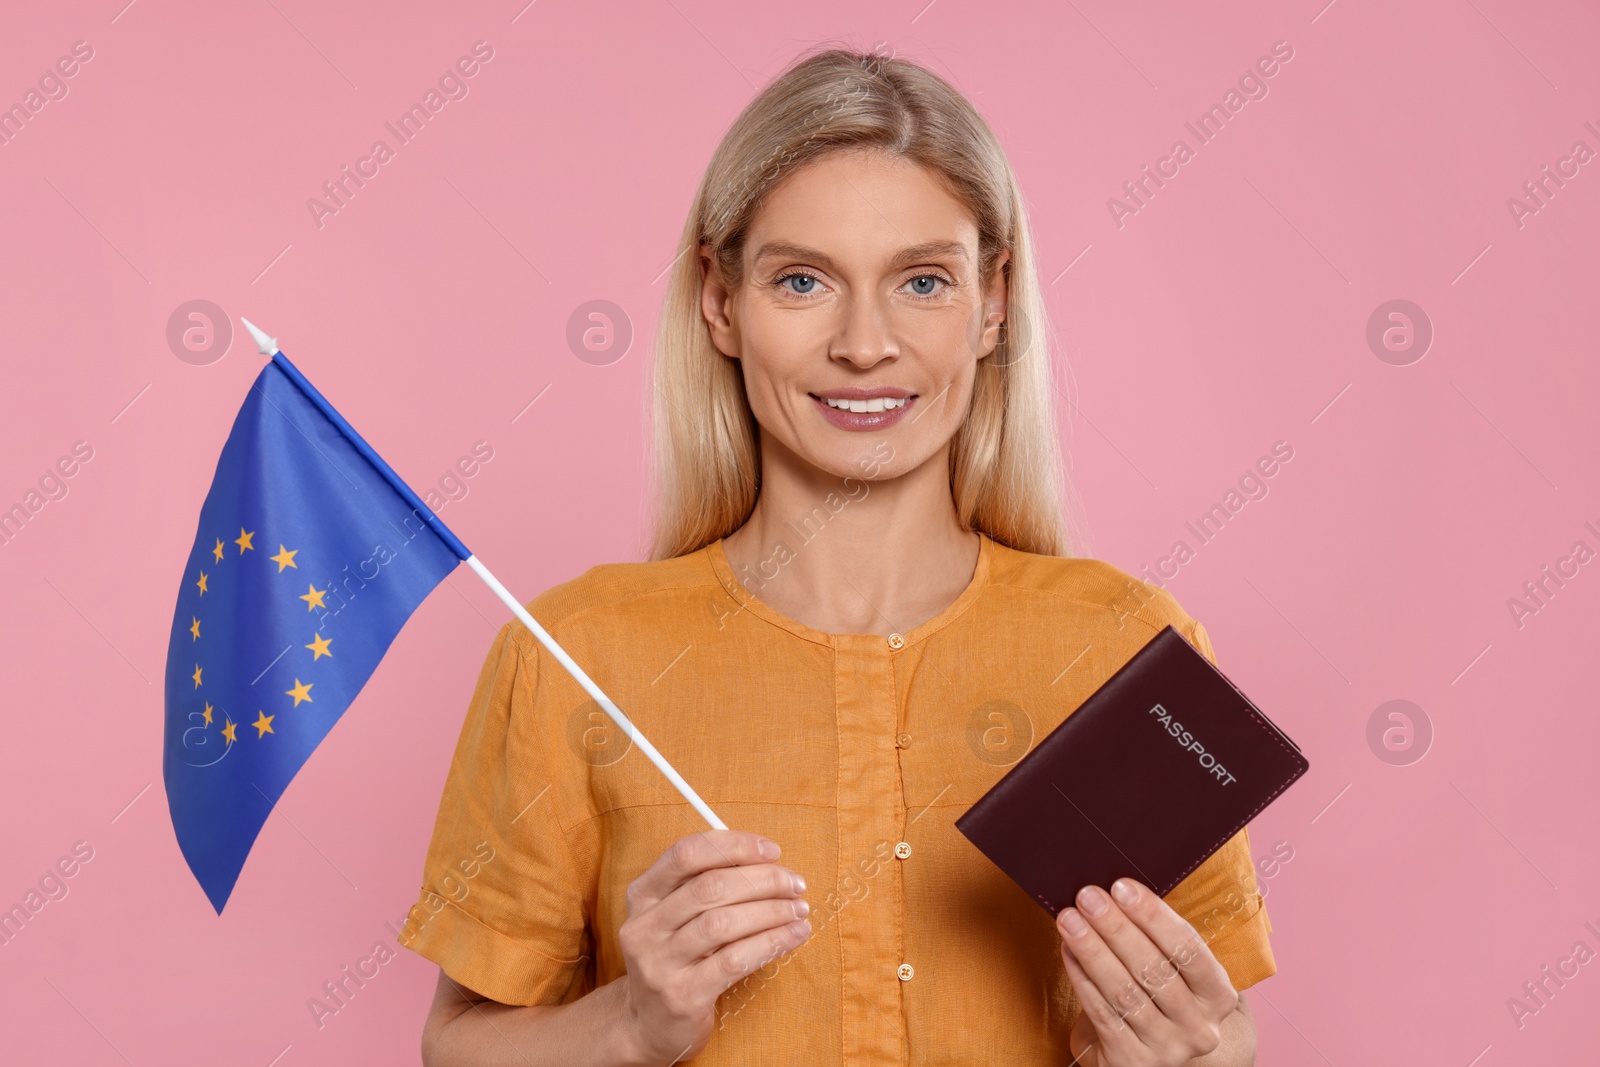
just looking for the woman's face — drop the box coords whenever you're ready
[701,147,1009,483]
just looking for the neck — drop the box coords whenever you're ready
[721,430,981,637]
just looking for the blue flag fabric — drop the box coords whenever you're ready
[163,352,467,913]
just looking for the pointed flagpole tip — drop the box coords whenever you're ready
[240,317,280,356]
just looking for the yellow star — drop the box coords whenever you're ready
[252,710,275,737]
[235,527,255,554]
[270,544,299,572]
[196,571,208,595]
[190,616,201,641]
[305,633,332,661]
[202,702,214,725]
[212,538,225,563]
[220,720,237,743]
[299,584,327,611]
[285,678,313,707]
[192,664,203,689]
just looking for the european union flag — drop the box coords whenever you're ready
[163,351,468,913]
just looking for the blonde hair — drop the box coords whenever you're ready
[646,45,1082,561]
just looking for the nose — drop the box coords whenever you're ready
[829,293,898,369]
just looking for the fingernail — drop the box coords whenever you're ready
[1060,908,1088,936]
[1112,879,1139,907]
[758,838,780,860]
[789,919,812,938]
[793,898,810,919]
[1078,885,1108,917]
[791,872,807,893]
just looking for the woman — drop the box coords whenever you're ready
[403,47,1275,1066]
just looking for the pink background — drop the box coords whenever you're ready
[2,0,1596,1062]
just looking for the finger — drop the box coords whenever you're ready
[1058,931,1142,1062]
[669,896,812,965]
[1057,889,1173,1047]
[1074,880,1196,1024]
[630,831,780,911]
[689,913,813,1003]
[1103,878,1237,1015]
[655,861,806,941]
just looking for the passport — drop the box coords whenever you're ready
[954,625,1309,916]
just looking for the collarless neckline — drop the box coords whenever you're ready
[705,531,994,649]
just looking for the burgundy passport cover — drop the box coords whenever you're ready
[955,625,1309,916]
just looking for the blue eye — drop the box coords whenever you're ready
[772,270,952,299]
[775,271,820,295]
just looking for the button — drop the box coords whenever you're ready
[894,841,912,860]
[898,963,915,981]
[895,733,912,749]
[887,632,905,649]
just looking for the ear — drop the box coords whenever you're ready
[976,248,1012,360]
[700,244,741,360]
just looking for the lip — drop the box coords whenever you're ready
[810,386,915,400]
[809,391,917,432]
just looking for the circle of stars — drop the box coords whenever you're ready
[186,528,332,752]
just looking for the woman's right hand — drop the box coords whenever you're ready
[616,830,812,1064]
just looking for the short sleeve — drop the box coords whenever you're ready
[1160,618,1279,991]
[397,619,594,1006]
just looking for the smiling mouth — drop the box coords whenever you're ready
[808,394,916,413]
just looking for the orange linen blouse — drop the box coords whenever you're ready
[399,531,1278,1064]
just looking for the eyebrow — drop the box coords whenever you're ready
[751,240,970,271]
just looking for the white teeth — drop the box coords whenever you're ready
[822,396,908,412]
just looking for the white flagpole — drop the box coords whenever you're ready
[461,555,726,830]
[240,318,727,832]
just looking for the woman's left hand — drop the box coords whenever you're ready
[1057,877,1238,1067]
